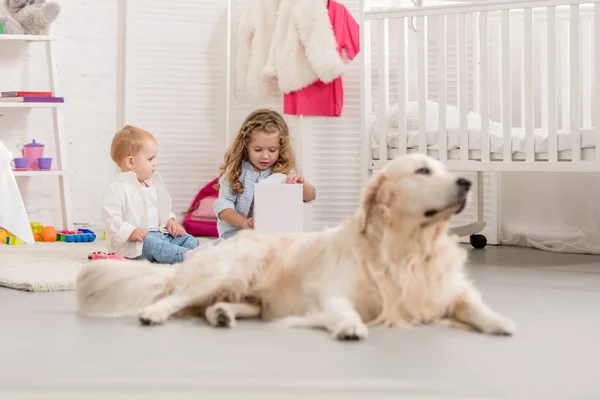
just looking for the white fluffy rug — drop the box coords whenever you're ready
[0,237,214,292]
[0,241,105,292]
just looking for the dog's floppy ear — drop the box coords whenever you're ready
[358,172,394,233]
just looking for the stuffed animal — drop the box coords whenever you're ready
[0,0,60,35]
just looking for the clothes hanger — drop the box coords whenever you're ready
[410,0,423,32]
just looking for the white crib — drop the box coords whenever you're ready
[360,0,600,248]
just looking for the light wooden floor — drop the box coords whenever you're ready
[1,245,599,399]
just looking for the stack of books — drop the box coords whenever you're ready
[0,91,64,103]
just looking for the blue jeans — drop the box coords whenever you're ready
[138,231,199,264]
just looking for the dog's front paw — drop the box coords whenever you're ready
[332,319,368,341]
[481,314,516,336]
[138,309,168,326]
[205,304,236,328]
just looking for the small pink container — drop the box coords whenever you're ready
[22,139,45,170]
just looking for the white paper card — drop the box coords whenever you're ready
[254,182,303,234]
[261,173,287,184]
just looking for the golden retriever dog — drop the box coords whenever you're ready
[76,153,515,340]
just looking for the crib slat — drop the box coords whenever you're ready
[560,19,570,133]
[524,8,534,162]
[458,13,468,162]
[480,11,490,162]
[397,17,408,155]
[471,13,479,115]
[377,19,390,162]
[540,16,548,130]
[501,10,511,162]
[570,5,581,162]
[438,15,448,162]
[417,16,427,154]
[581,17,592,129]
[595,4,600,163]
[547,7,558,162]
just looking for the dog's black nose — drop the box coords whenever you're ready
[456,178,472,193]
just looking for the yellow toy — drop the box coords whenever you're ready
[7,236,24,245]
[30,222,57,242]
[0,228,24,245]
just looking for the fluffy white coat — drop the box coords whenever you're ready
[235,0,280,99]
[75,154,515,341]
[237,0,345,98]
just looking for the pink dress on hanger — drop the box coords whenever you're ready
[283,0,360,117]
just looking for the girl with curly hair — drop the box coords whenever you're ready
[213,109,316,239]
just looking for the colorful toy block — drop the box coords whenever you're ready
[30,222,57,242]
[6,236,24,245]
[56,228,96,243]
[0,228,24,245]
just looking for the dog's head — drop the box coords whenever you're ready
[358,153,471,232]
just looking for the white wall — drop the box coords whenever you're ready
[122,0,228,218]
[0,0,122,229]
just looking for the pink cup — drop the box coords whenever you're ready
[34,157,52,170]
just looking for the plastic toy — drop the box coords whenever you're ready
[6,236,24,245]
[0,228,24,245]
[56,228,96,243]
[22,139,45,170]
[30,222,57,242]
[88,252,125,261]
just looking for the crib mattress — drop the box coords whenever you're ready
[369,100,598,161]
[371,126,598,161]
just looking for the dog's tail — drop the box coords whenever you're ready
[76,259,174,316]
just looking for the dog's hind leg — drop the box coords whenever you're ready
[450,286,515,336]
[205,302,262,328]
[278,296,368,341]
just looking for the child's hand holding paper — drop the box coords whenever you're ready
[285,174,305,184]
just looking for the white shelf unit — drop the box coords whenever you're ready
[0,102,62,108]
[0,34,73,230]
[0,34,61,42]
[13,170,65,177]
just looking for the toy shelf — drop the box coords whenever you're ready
[0,33,73,230]
[0,102,63,108]
[13,170,65,177]
[0,34,60,42]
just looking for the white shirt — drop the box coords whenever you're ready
[102,171,176,258]
[142,181,160,231]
